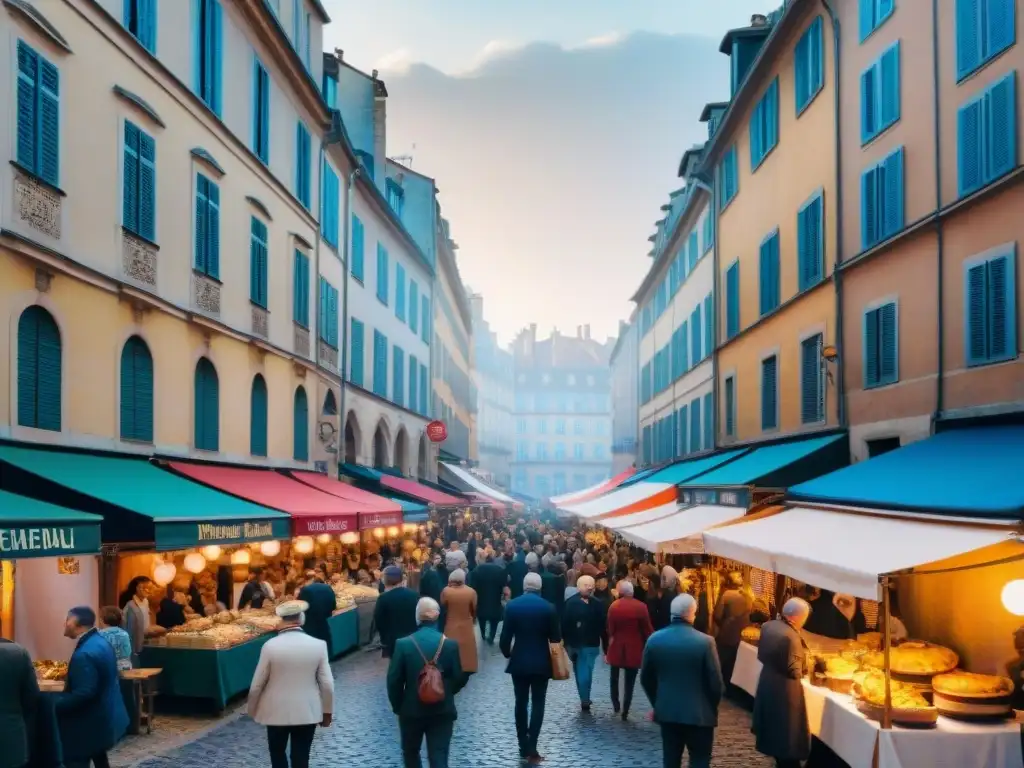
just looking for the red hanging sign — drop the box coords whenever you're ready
[426,420,448,443]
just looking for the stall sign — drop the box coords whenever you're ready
[426,420,448,443]
[358,511,404,531]
[294,515,356,536]
[717,490,749,508]
[153,518,291,550]
[0,524,101,558]
[680,491,693,505]
[693,490,719,505]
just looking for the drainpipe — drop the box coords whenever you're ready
[820,0,846,429]
[339,166,360,471]
[931,0,945,426]
[692,176,717,447]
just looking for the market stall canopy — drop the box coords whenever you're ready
[632,449,747,485]
[787,426,1024,520]
[383,495,430,523]
[464,491,507,512]
[702,505,1020,600]
[681,433,848,489]
[168,462,368,536]
[549,467,636,508]
[440,463,522,508]
[615,504,747,554]
[599,501,691,530]
[289,471,403,517]
[560,481,677,520]
[0,489,102,558]
[379,474,465,507]
[0,446,289,549]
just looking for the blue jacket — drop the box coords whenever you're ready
[56,629,129,760]
[386,624,467,720]
[499,592,561,678]
[640,620,723,728]
[561,593,606,649]
[506,553,528,599]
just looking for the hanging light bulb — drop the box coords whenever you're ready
[153,561,177,587]
[1002,580,1024,616]
[183,553,207,574]
[317,534,332,544]
[201,545,222,561]
[260,540,281,557]
[340,531,359,545]
[387,526,400,538]
[230,549,251,566]
[373,527,386,539]
[294,537,315,555]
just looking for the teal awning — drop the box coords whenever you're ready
[0,446,290,549]
[639,450,747,485]
[0,489,102,558]
[683,434,848,489]
[339,463,383,483]
[382,494,430,522]
[787,426,1024,520]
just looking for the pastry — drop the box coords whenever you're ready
[741,626,761,645]
[861,641,958,676]
[932,671,1013,697]
[825,656,860,678]
[853,668,931,709]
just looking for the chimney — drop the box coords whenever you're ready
[334,48,344,61]
[584,324,591,340]
[750,13,768,26]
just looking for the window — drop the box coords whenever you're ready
[350,318,365,386]
[295,122,311,208]
[194,357,219,451]
[124,0,157,52]
[120,336,154,442]
[193,0,222,115]
[303,12,312,69]
[537,419,548,434]
[703,392,714,450]
[725,261,740,339]
[194,174,220,278]
[719,145,738,209]
[724,375,736,437]
[322,162,339,248]
[860,42,901,144]
[386,179,405,218]
[516,441,529,460]
[750,78,780,170]
[867,436,901,457]
[122,121,156,242]
[859,0,895,41]
[957,71,1017,198]
[555,419,566,435]
[864,301,899,387]
[761,355,779,431]
[536,443,548,461]
[861,146,905,249]
[703,295,714,358]
[393,347,405,407]
[516,418,527,434]
[964,248,1017,366]
[16,41,60,187]
[409,354,418,411]
[672,323,687,379]
[421,298,431,343]
[555,443,566,460]
[395,263,407,322]
[956,0,1015,80]
[318,278,339,348]
[678,405,689,456]
[690,397,702,453]
[293,386,308,461]
[323,73,337,109]
[691,306,703,364]
[252,59,270,163]
[291,0,301,49]
[800,334,825,424]
[798,192,824,291]
[795,16,824,114]
[250,374,268,456]
[687,231,700,272]
[642,426,652,465]
[373,330,388,397]
[249,217,268,308]
[376,244,389,304]
[293,250,310,327]
[409,281,419,333]
[573,443,584,460]
[351,215,365,280]
[703,211,715,254]
[322,390,337,416]
[759,230,781,316]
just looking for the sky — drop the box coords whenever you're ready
[322,1,768,344]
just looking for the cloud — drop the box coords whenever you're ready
[569,31,625,50]
[453,40,526,76]
[375,48,415,74]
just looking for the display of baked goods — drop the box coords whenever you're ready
[34,660,68,680]
[169,617,215,633]
[740,626,761,645]
[852,668,938,725]
[856,632,882,650]
[825,656,860,678]
[860,641,958,676]
[932,671,1015,720]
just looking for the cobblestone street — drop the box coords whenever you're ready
[123,635,771,768]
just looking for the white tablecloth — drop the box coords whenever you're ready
[731,640,762,697]
[878,716,1023,768]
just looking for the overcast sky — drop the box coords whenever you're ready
[322,1,767,344]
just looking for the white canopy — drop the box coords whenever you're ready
[441,463,518,504]
[615,505,745,554]
[550,478,607,507]
[561,482,675,519]
[702,506,1017,601]
[601,502,686,530]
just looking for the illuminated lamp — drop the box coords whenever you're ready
[201,545,222,561]
[183,553,207,574]
[259,540,281,557]
[153,561,177,587]
[293,537,315,555]
[373,527,386,539]
[387,526,400,537]
[340,532,359,545]
[230,549,251,566]
[1002,580,1024,616]
[317,534,332,544]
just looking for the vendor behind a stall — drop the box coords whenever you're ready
[238,567,270,610]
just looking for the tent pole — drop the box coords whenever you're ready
[881,576,892,729]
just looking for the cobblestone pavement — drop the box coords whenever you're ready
[127,636,772,768]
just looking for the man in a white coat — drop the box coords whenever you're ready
[248,600,334,768]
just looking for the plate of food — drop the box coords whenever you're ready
[861,641,959,678]
[852,668,938,727]
[931,671,1015,720]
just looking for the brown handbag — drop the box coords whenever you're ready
[410,636,447,704]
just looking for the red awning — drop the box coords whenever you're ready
[379,475,465,507]
[565,467,638,506]
[290,471,404,530]
[168,463,363,536]
[465,491,507,512]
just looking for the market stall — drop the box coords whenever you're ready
[548,467,637,508]
[610,503,747,554]
[439,462,524,512]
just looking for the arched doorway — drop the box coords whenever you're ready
[417,432,429,479]
[343,410,362,464]
[394,428,409,475]
[372,419,391,468]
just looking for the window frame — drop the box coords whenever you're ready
[862,297,900,388]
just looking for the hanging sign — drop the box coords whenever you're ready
[0,524,101,558]
[293,515,357,536]
[153,518,291,550]
[358,511,405,531]
[426,420,448,443]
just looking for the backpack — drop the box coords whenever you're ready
[410,635,447,705]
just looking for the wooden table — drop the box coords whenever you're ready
[37,668,163,735]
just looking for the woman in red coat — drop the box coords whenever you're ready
[605,580,654,720]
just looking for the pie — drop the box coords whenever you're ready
[741,626,761,645]
[857,632,882,650]
[932,671,1014,698]
[853,668,931,709]
[861,641,958,676]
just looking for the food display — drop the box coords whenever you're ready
[148,607,283,650]
[33,660,68,681]
[856,632,882,650]
[740,625,761,646]
[861,641,959,677]
[852,668,938,726]
[822,656,860,694]
[332,582,379,610]
[931,671,1015,720]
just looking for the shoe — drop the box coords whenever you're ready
[621,711,628,721]
[527,754,545,765]
[612,702,620,714]
[581,702,591,712]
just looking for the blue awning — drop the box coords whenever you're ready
[339,463,382,483]
[787,426,1024,520]
[683,434,848,488]
[382,494,430,522]
[639,450,747,485]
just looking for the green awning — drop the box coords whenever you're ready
[0,489,102,558]
[0,446,290,550]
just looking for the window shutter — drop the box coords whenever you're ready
[206,180,220,278]
[195,359,219,450]
[880,43,901,128]
[352,216,365,280]
[965,262,988,365]
[38,58,60,186]
[861,166,878,248]
[377,244,388,303]
[250,375,268,456]
[409,354,418,411]
[724,377,735,436]
[703,393,713,449]
[801,335,823,424]
[726,262,740,338]
[987,71,1017,182]
[987,253,1016,361]
[956,0,982,79]
[294,387,309,461]
[690,397,701,452]
[810,17,823,94]
[18,307,61,431]
[329,285,339,347]
[259,66,270,161]
[393,347,404,406]
[987,0,1016,61]
[678,405,688,455]
[422,299,430,343]
[761,356,778,431]
[16,42,38,172]
[795,30,808,111]
[864,307,881,387]
[121,337,153,441]
[123,122,140,234]
[882,148,904,239]
[704,295,713,356]
[396,264,407,321]
[195,175,208,273]
[17,309,40,428]
[690,307,702,363]
[410,281,419,333]
[419,362,428,415]
[861,65,876,142]
[859,0,874,40]
[138,130,156,241]
[879,302,898,382]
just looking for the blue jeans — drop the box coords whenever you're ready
[568,645,600,704]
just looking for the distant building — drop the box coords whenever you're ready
[471,294,514,488]
[509,325,615,500]
[609,316,639,474]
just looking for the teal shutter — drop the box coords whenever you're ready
[373,330,387,397]
[211,0,222,114]
[206,178,220,278]
[689,397,701,452]
[293,250,309,327]
[409,354,418,411]
[351,215,365,280]
[410,281,419,333]
[879,43,901,131]
[987,72,1017,183]
[16,42,38,173]
[376,244,389,304]
[759,232,780,315]
[724,377,735,436]
[396,264,407,321]
[138,130,156,241]
[194,174,208,272]
[249,217,268,307]
[422,298,431,343]
[864,307,881,387]
[120,336,154,441]
[123,122,140,234]
[329,284,339,347]
[703,392,713,449]
[680,320,689,373]
[879,302,899,382]
[861,164,879,248]
[17,306,61,431]
[293,386,309,461]
[295,123,310,207]
[253,59,270,163]
[350,318,365,385]
[16,43,61,186]
[800,334,824,424]
[798,194,823,290]
[956,0,982,78]
[726,262,740,339]
[987,0,1016,63]
[703,294,713,356]
[987,253,1016,361]
[194,358,219,450]
[38,56,60,186]
[250,374,268,456]
[761,356,778,431]
[419,362,428,416]
[195,0,222,114]
[322,164,339,248]
[393,347,405,407]
[690,306,702,363]
[881,147,904,239]
[860,63,876,144]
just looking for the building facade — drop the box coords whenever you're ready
[470,294,514,489]
[608,316,638,474]
[509,325,614,500]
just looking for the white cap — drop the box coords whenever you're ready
[276,600,309,619]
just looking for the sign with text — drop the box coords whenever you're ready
[0,524,101,558]
[426,420,448,443]
[293,514,358,536]
[687,487,750,508]
[358,510,404,530]
[154,518,291,550]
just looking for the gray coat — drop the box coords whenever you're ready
[752,618,811,761]
[0,639,39,768]
[122,599,148,655]
[640,620,723,727]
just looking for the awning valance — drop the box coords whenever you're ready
[0,489,102,558]
[562,482,677,519]
[600,501,691,530]
[682,434,847,489]
[550,468,636,507]
[702,506,1020,600]
[616,504,746,554]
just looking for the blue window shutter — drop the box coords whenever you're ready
[123,122,140,234]
[377,244,389,304]
[422,298,430,343]
[396,264,407,321]
[703,392,713,449]
[795,29,808,112]
[864,307,880,387]
[761,356,778,431]
[250,217,268,307]
[194,358,219,450]
[724,377,735,436]
[800,334,823,424]
[799,195,823,289]
[211,0,222,114]
[988,252,1017,362]
[690,397,701,452]
[879,301,899,383]
[419,362,428,416]
[329,284,339,347]
[956,0,982,78]
[703,294,713,355]
[861,165,878,249]
[250,375,268,456]
[678,405,688,455]
[16,42,38,173]
[121,336,154,442]
[141,0,157,54]
[351,215,364,280]
[393,346,404,406]
[138,130,156,241]
[194,175,208,273]
[965,262,988,365]
[690,307,702,363]
[409,354,418,411]
[16,307,61,431]
[859,0,874,40]
[206,179,220,278]
[726,262,740,338]
[987,71,1017,183]
[987,0,1016,62]
[350,319,364,386]
[317,277,327,341]
[34,56,60,186]
[882,147,904,239]
[410,281,419,333]
[860,65,876,143]
[293,386,309,461]
[880,43,901,130]
[293,250,309,327]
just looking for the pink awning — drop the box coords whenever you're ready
[379,475,465,507]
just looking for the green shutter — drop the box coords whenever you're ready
[250,216,268,307]
[17,306,61,431]
[419,362,428,416]
[293,386,309,461]
[123,122,140,233]
[703,392,713,450]
[120,336,153,442]
[250,374,268,456]
[409,354,418,411]
[194,358,219,450]
[351,215,365,280]
[724,377,735,437]
[393,346,405,407]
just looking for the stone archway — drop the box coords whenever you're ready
[343,410,362,464]
[417,432,429,479]
[372,419,391,468]
[394,428,410,476]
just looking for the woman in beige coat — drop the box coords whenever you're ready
[441,569,478,673]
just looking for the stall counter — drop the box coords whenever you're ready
[328,608,359,658]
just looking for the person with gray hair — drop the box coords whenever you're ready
[441,569,479,675]
[640,593,723,768]
[753,597,812,768]
[500,568,561,764]
[606,579,653,720]
[561,574,606,712]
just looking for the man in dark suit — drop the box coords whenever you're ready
[374,566,421,658]
[57,606,130,768]
[419,554,444,603]
[506,545,529,600]
[641,593,723,768]
[387,597,468,768]
[500,572,561,765]
[471,553,507,644]
[298,571,337,658]
[0,637,40,768]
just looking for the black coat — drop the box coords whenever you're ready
[298,581,337,656]
[374,587,420,658]
[419,565,443,602]
[471,562,507,621]
[541,570,566,616]
[0,639,39,768]
[386,625,467,720]
[561,594,606,649]
[506,556,528,599]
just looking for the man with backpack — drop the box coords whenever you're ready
[386,597,468,768]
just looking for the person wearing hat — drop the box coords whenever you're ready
[373,566,420,659]
[249,600,333,768]
[297,570,336,659]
